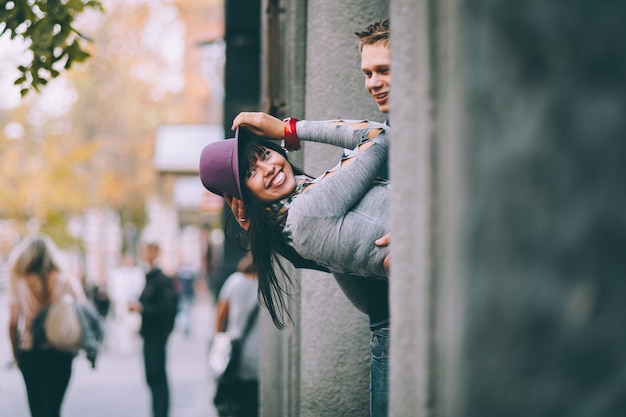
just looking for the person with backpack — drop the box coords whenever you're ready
[211,254,260,417]
[128,242,179,417]
[7,234,89,417]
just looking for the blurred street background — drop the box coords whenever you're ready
[0,289,219,417]
[1,2,228,414]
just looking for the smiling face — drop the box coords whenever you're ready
[244,146,297,203]
[361,42,391,114]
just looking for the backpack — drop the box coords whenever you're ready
[32,279,104,367]
[45,291,83,352]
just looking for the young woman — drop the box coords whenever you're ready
[199,118,390,327]
[212,254,260,417]
[7,234,88,417]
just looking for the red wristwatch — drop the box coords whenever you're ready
[282,117,301,151]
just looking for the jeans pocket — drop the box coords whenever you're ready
[370,328,390,361]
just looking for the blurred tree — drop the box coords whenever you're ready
[66,0,185,227]
[0,125,97,244]
[0,0,104,96]
[0,0,185,243]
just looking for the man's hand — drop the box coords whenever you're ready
[231,112,285,140]
[383,254,390,275]
[225,194,250,231]
[375,233,390,247]
[376,233,390,275]
[128,301,142,312]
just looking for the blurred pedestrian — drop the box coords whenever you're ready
[106,253,145,354]
[202,231,220,303]
[7,234,89,417]
[175,261,197,336]
[128,242,179,417]
[212,254,259,417]
[89,281,111,319]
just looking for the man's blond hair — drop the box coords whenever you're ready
[355,18,390,51]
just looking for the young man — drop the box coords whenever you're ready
[354,19,391,417]
[359,19,391,115]
[228,19,392,417]
[129,243,179,417]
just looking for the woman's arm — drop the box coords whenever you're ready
[299,126,389,215]
[231,111,384,150]
[8,305,19,361]
[295,120,371,149]
[215,300,229,332]
[285,127,390,278]
[6,280,20,360]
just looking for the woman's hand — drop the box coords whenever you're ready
[225,194,250,231]
[231,112,285,140]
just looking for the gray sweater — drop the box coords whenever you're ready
[282,120,390,279]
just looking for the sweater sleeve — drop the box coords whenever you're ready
[285,127,390,278]
[295,125,389,216]
[296,120,387,150]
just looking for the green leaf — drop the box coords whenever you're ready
[73,48,90,63]
[7,0,104,97]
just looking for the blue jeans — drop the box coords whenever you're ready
[370,327,390,417]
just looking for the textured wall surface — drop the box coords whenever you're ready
[460,1,626,415]
[389,0,437,415]
[391,0,626,416]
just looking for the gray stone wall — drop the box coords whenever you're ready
[391,0,626,416]
[388,0,436,415]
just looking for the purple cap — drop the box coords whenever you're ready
[199,128,242,200]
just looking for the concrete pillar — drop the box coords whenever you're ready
[388,0,435,415]
[259,1,389,416]
[391,0,626,415]
[301,2,389,417]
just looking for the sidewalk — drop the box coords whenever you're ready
[0,291,219,417]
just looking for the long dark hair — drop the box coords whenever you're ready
[237,132,307,328]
